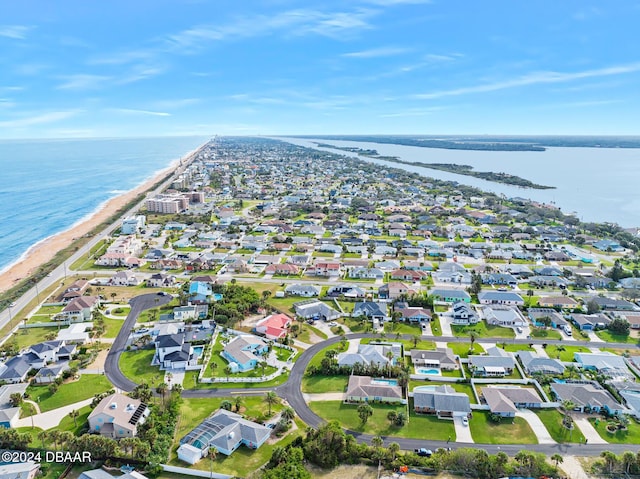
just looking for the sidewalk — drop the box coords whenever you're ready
[14,398,94,430]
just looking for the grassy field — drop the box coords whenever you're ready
[101,317,124,338]
[447,342,485,358]
[502,343,535,352]
[54,404,92,435]
[589,417,640,444]
[26,375,112,412]
[118,348,163,386]
[530,328,563,340]
[302,375,349,393]
[595,330,639,345]
[430,315,442,336]
[534,409,585,443]
[384,322,422,335]
[309,400,454,441]
[12,327,57,349]
[544,345,591,362]
[469,411,538,444]
[451,322,515,339]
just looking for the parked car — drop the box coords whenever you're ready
[462,416,469,426]
[415,448,432,457]
[516,326,523,333]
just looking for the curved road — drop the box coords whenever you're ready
[104,305,640,455]
[103,293,173,391]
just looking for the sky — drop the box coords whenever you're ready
[1,0,640,138]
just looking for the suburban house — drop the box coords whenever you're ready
[390,269,428,282]
[284,284,321,297]
[378,282,417,300]
[56,323,92,344]
[450,302,479,325]
[58,279,89,302]
[480,305,528,327]
[550,381,624,415]
[527,308,568,329]
[188,281,213,304]
[254,313,292,340]
[313,262,342,277]
[574,352,632,380]
[345,375,404,404]
[571,313,611,331]
[468,348,515,377]
[538,296,579,309]
[264,263,300,275]
[517,351,565,375]
[410,348,458,370]
[294,300,341,321]
[0,383,28,428]
[173,305,208,321]
[327,285,366,298]
[481,386,543,417]
[430,288,471,303]
[33,362,70,384]
[349,268,385,280]
[146,272,176,288]
[88,393,149,438]
[591,296,636,311]
[352,302,389,322]
[477,291,524,306]
[412,385,470,418]
[110,270,142,287]
[0,356,33,383]
[59,296,100,322]
[177,409,271,463]
[222,335,269,372]
[0,462,40,479]
[337,343,401,368]
[395,306,431,323]
[154,333,199,370]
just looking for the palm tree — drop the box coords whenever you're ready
[388,442,400,461]
[469,331,477,352]
[264,391,279,416]
[551,453,563,471]
[156,383,168,406]
[260,360,268,377]
[371,435,383,448]
[224,366,233,382]
[37,430,48,449]
[209,446,218,478]
[281,406,295,422]
[233,396,243,413]
[68,409,79,427]
[412,334,420,348]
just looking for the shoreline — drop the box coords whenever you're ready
[0,144,205,295]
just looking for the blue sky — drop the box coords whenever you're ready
[1,0,640,138]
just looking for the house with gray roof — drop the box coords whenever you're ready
[574,352,632,380]
[517,351,565,375]
[294,300,340,321]
[478,291,524,306]
[550,381,624,415]
[527,308,568,329]
[480,305,527,327]
[352,301,389,322]
[430,288,471,303]
[222,334,269,372]
[0,383,27,428]
[451,301,479,325]
[570,313,610,331]
[0,356,33,384]
[34,362,70,384]
[177,409,271,464]
[410,348,458,371]
[481,386,543,417]
[284,284,321,297]
[346,375,404,404]
[468,348,515,377]
[337,342,401,368]
[413,385,470,418]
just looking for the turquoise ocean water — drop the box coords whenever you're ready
[0,136,208,274]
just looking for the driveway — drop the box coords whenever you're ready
[453,415,474,443]
[439,315,453,336]
[516,409,556,444]
[14,398,94,430]
[574,416,608,444]
[532,344,549,357]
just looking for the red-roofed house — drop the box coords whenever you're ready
[390,269,428,281]
[254,313,293,340]
[264,264,300,275]
[314,262,342,277]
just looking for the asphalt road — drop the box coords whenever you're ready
[103,293,173,392]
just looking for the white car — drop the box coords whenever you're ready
[462,416,469,426]
[328,321,338,326]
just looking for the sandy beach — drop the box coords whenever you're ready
[0,145,203,295]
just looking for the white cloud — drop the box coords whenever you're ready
[424,53,463,62]
[0,25,32,40]
[108,108,171,117]
[150,98,201,109]
[342,46,410,58]
[364,0,430,5]
[117,65,166,84]
[56,74,111,90]
[0,111,78,128]
[415,62,640,99]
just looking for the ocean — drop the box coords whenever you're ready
[0,136,208,274]
[281,137,640,228]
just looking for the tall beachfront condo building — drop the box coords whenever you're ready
[146,194,190,214]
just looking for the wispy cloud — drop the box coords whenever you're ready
[415,62,640,99]
[363,0,431,5]
[107,108,171,117]
[535,99,623,109]
[117,64,166,84]
[56,74,111,90]
[165,8,377,51]
[149,98,201,109]
[342,46,410,58]
[379,106,450,117]
[0,25,32,40]
[424,53,463,62]
[0,111,78,128]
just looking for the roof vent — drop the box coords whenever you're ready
[110,403,117,409]
[228,431,235,439]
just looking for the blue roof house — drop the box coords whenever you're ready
[188,281,212,304]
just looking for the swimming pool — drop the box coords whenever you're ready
[417,368,440,375]
[192,346,204,357]
[371,378,398,386]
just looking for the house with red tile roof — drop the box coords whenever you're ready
[254,313,292,340]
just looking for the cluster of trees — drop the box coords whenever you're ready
[207,283,261,326]
[593,450,640,476]
[259,421,557,479]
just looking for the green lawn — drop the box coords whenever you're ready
[101,317,124,338]
[530,328,562,340]
[534,409,585,443]
[54,405,92,435]
[589,417,640,444]
[185,371,290,390]
[26,375,113,412]
[595,330,639,345]
[544,345,591,362]
[12,327,57,349]
[430,315,443,337]
[309,400,454,441]
[118,348,163,386]
[384,322,422,335]
[274,346,295,362]
[203,336,279,379]
[502,344,535,352]
[447,342,485,358]
[451,322,515,339]
[301,375,349,393]
[469,411,538,444]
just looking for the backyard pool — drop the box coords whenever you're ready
[192,346,204,358]
[417,368,440,375]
